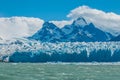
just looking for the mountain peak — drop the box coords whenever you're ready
[72,17,87,27]
[43,22,54,26]
[31,17,114,42]
[43,22,58,29]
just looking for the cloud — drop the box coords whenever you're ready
[50,20,73,28]
[0,17,44,40]
[0,6,120,40]
[67,5,120,35]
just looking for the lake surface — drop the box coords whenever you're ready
[0,63,120,80]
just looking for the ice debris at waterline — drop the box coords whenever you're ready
[0,39,120,62]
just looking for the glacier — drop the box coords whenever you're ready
[0,38,120,62]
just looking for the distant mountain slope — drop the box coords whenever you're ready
[30,22,64,42]
[30,17,114,42]
[61,17,113,42]
[111,35,120,41]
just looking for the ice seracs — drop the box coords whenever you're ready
[0,38,119,62]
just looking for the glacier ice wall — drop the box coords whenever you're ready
[0,38,120,62]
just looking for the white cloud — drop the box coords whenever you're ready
[50,20,73,28]
[0,17,44,40]
[67,5,120,35]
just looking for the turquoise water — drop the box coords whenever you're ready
[0,63,120,80]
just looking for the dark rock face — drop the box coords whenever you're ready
[30,17,114,42]
[111,35,120,41]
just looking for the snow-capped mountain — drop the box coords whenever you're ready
[111,35,120,41]
[30,17,114,42]
[62,17,113,42]
[30,22,64,42]
[72,17,87,27]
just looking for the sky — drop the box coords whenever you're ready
[0,0,120,40]
[0,0,120,21]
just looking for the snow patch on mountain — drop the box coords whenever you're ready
[72,17,87,27]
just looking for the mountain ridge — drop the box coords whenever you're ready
[111,35,120,41]
[30,17,114,42]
